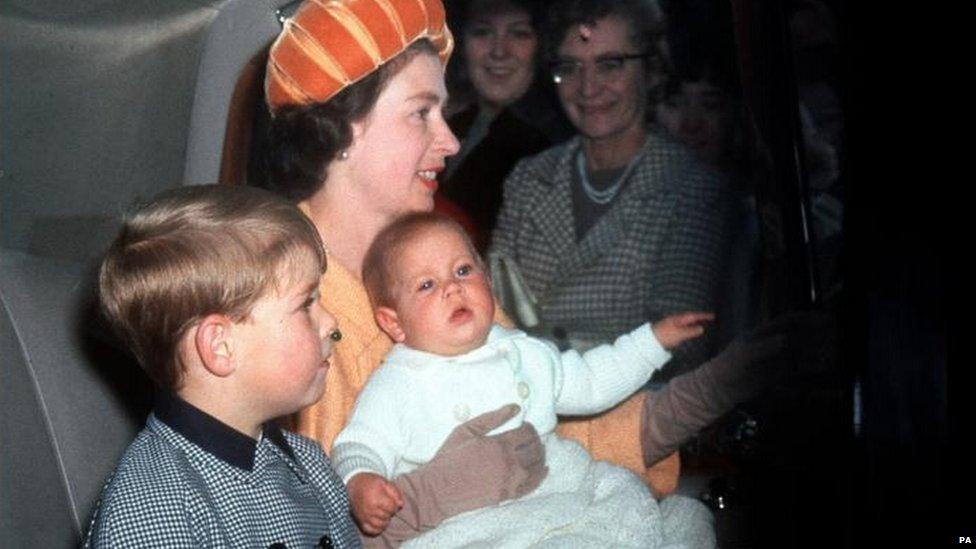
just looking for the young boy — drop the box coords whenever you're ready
[333,212,715,547]
[85,185,360,548]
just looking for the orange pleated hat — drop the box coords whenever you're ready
[266,0,454,111]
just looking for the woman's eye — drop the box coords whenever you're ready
[596,58,625,73]
[414,107,431,120]
[456,264,472,277]
[301,292,318,311]
[510,28,535,40]
[467,25,492,38]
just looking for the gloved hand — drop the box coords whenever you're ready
[641,311,833,466]
[367,404,547,547]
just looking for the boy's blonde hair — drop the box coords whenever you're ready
[99,184,325,389]
[363,212,482,308]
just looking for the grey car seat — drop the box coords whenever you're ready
[1,0,286,546]
[0,249,151,546]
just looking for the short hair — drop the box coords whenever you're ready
[542,0,665,62]
[259,39,439,203]
[362,212,482,308]
[98,184,326,389]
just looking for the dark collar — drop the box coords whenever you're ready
[154,391,295,471]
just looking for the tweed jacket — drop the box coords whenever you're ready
[491,131,732,378]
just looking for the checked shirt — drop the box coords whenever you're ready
[84,393,361,548]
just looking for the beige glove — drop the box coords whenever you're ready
[641,311,832,465]
[365,404,547,547]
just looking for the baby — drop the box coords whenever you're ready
[333,212,714,547]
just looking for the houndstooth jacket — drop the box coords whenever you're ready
[490,131,733,379]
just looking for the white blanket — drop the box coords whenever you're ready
[403,436,667,548]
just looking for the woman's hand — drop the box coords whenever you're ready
[376,404,547,545]
[642,311,831,465]
[652,312,715,350]
[348,472,404,535]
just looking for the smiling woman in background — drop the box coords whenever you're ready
[436,0,573,250]
[491,0,732,380]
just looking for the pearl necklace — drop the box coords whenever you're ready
[576,149,645,205]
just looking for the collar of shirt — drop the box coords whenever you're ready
[154,391,295,471]
[385,324,527,368]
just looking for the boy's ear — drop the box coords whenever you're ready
[374,306,406,343]
[195,314,236,377]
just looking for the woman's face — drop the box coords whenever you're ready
[553,16,649,143]
[463,3,538,111]
[344,52,460,220]
[656,80,730,166]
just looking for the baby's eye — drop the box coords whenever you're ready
[418,279,434,292]
[456,264,472,277]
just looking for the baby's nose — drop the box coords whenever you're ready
[444,280,464,296]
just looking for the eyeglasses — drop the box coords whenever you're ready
[549,53,652,85]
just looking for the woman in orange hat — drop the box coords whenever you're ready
[260,0,685,544]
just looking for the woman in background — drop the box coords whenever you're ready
[436,0,573,250]
[491,0,732,380]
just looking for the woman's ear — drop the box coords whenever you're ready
[194,314,236,377]
[374,306,406,343]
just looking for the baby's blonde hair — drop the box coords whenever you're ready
[363,212,482,308]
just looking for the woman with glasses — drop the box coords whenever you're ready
[488,2,775,506]
[491,0,733,381]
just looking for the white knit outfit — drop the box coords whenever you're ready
[332,323,716,548]
[332,323,667,481]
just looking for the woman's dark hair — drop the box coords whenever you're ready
[258,39,437,202]
[541,0,665,62]
[455,0,547,32]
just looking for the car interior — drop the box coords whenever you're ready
[0,0,951,547]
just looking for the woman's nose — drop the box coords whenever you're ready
[489,34,508,59]
[435,118,461,157]
[578,65,602,97]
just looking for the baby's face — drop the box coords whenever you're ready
[381,225,495,356]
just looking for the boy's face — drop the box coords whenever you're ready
[377,224,495,356]
[234,252,336,419]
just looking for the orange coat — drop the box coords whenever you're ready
[292,256,680,497]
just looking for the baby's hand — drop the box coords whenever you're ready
[347,472,404,536]
[652,312,715,350]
